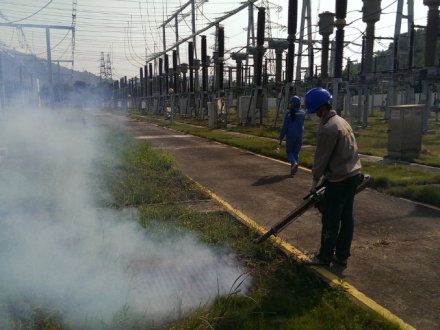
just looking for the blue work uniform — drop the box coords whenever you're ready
[279,107,305,166]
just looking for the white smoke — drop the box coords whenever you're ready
[0,109,250,329]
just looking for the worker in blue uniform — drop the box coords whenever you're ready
[279,95,305,175]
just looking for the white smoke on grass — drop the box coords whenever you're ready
[0,110,250,329]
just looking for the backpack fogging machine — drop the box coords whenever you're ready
[256,174,374,244]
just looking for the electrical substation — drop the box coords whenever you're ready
[2,1,440,329]
[0,0,439,160]
[100,0,438,160]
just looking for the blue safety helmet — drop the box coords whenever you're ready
[289,95,301,107]
[305,87,332,114]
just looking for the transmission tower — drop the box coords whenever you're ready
[99,52,106,83]
[261,0,276,78]
[105,53,113,82]
[71,0,77,73]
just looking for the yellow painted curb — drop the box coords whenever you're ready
[190,178,416,330]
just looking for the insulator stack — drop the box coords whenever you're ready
[144,66,148,96]
[164,55,169,92]
[318,11,335,78]
[237,61,242,87]
[255,7,265,87]
[362,0,381,74]
[264,58,268,84]
[334,0,348,79]
[139,67,144,97]
[188,42,194,93]
[286,0,298,83]
[201,35,207,92]
[149,63,153,95]
[276,52,282,82]
[172,50,178,92]
[257,8,265,47]
[218,26,225,91]
[334,29,345,78]
[336,0,347,19]
[408,25,415,69]
[158,58,163,95]
[193,59,200,92]
[423,0,440,67]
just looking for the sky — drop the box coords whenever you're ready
[0,0,430,83]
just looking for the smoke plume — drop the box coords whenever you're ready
[0,109,249,328]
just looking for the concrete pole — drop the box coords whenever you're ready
[422,0,440,131]
[175,16,180,64]
[405,0,415,104]
[57,62,62,108]
[0,53,5,116]
[295,0,308,81]
[245,2,255,85]
[362,0,381,128]
[162,25,166,53]
[385,0,404,119]
[191,0,197,59]
[46,28,55,111]
[333,0,348,116]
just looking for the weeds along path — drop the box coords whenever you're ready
[91,109,440,330]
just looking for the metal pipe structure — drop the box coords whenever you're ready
[231,53,247,88]
[271,40,289,83]
[151,0,259,63]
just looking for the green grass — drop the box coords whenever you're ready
[0,109,403,329]
[95,125,400,329]
[132,110,440,208]
[137,205,399,330]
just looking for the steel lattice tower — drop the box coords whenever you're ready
[105,53,113,83]
[261,0,275,78]
[99,52,106,83]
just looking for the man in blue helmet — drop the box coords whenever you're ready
[304,87,361,267]
[279,95,305,175]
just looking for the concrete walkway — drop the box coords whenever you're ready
[91,110,440,330]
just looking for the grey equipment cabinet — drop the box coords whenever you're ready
[387,104,424,159]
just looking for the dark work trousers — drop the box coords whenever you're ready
[317,173,360,264]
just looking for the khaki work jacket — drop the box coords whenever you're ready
[312,111,361,182]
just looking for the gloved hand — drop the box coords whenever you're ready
[310,179,318,194]
[317,175,327,187]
